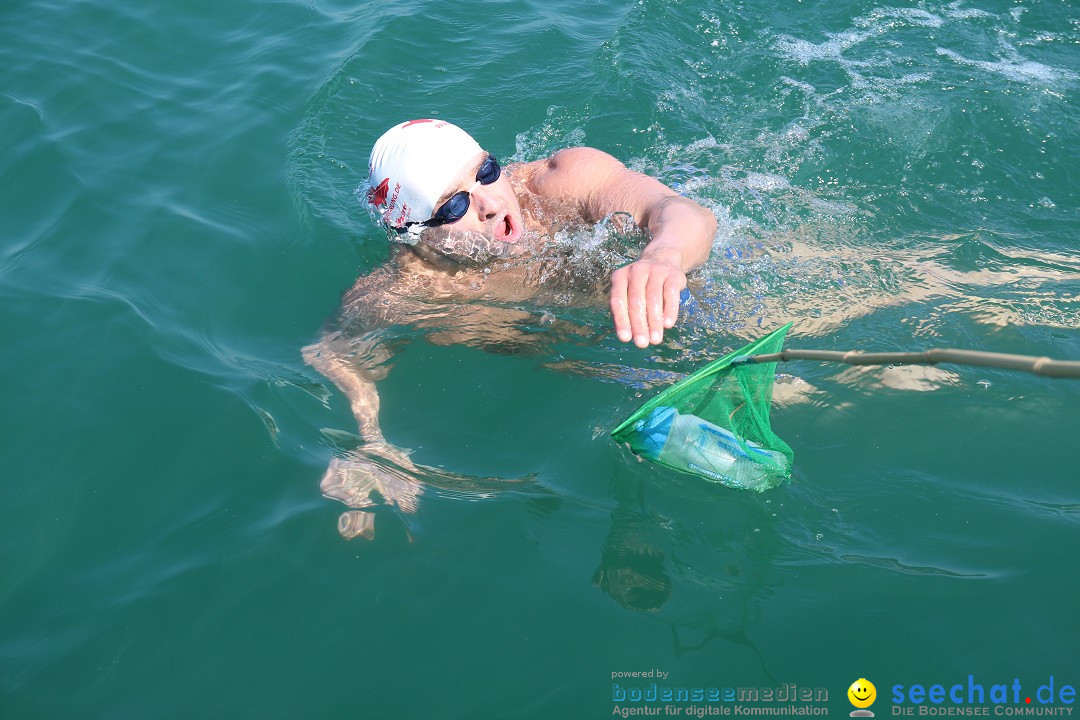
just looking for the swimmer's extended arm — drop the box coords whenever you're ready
[303,332,389,443]
[302,331,425,522]
[528,147,717,348]
[301,266,428,530]
[304,264,555,537]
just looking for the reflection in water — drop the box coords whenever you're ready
[693,227,1080,343]
[593,470,673,612]
[593,454,782,673]
[662,492,777,657]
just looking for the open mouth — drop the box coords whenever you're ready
[496,213,520,243]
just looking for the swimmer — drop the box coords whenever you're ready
[304,118,717,538]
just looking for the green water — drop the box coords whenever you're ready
[2,0,1078,717]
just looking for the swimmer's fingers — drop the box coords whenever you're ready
[610,265,633,344]
[624,263,653,348]
[662,270,686,329]
[644,269,667,345]
[611,262,686,347]
[642,266,686,344]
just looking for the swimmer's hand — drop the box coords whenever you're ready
[609,247,687,348]
[320,442,540,540]
[530,148,713,346]
[320,442,422,513]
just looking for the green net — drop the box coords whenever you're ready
[610,323,794,491]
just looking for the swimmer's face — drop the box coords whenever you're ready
[422,150,525,248]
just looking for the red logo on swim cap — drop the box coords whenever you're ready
[368,177,389,207]
[402,118,447,129]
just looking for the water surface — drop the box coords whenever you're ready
[2,0,1078,717]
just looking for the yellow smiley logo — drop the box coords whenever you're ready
[848,678,877,709]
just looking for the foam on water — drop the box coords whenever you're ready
[936,46,1078,85]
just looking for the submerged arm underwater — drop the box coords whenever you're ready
[303,329,422,539]
[303,263,568,539]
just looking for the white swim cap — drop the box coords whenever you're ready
[366,119,484,230]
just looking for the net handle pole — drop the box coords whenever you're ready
[733,348,1080,379]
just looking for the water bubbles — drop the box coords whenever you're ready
[783,123,811,143]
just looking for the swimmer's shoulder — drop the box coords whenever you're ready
[512,147,626,201]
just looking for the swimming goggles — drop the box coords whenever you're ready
[397,154,501,235]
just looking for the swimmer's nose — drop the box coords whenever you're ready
[470,186,501,220]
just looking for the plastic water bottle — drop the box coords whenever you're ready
[629,406,788,491]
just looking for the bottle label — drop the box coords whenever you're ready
[686,461,733,484]
[699,421,780,467]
